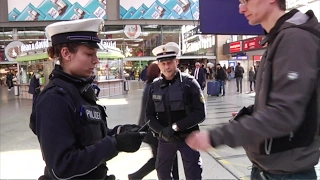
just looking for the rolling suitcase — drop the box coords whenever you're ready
[207,81,220,96]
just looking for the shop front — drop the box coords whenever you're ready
[1,39,52,98]
[6,38,127,99]
[223,36,266,79]
[253,55,262,67]
[242,36,265,70]
[0,62,18,86]
[95,51,126,98]
[15,53,54,99]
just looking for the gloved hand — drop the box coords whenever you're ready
[117,124,141,134]
[115,131,145,152]
[159,126,177,142]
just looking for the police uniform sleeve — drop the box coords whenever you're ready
[145,83,165,133]
[209,28,319,148]
[35,93,118,179]
[175,78,206,131]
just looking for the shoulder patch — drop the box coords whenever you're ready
[287,71,299,80]
[200,93,205,104]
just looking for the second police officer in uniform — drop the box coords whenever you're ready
[146,42,206,179]
[29,18,145,179]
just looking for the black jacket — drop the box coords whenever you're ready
[30,65,118,179]
[215,68,227,81]
[146,71,206,138]
[28,76,40,95]
[138,82,158,145]
[191,68,206,88]
[234,65,244,78]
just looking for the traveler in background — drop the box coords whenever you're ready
[226,67,232,81]
[128,62,179,180]
[248,66,255,92]
[184,66,189,74]
[209,66,214,80]
[139,65,148,82]
[192,62,206,90]
[202,64,207,76]
[6,71,14,90]
[235,62,244,93]
[0,77,4,86]
[186,0,320,179]
[215,63,227,96]
[28,73,41,102]
[222,64,227,71]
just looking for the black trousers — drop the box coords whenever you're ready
[156,139,202,180]
[129,142,179,179]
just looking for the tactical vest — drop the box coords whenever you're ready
[151,75,192,127]
[30,78,108,147]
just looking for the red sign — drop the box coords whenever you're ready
[229,41,242,53]
[243,36,264,51]
[253,55,262,61]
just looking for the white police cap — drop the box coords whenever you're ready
[45,18,104,48]
[152,42,180,61]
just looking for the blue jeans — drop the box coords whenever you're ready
[236,77,243,92]
[218,80,225,95]
[251,167,317,180]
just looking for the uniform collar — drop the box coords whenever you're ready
[49,65,93,87]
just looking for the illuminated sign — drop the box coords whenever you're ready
[229,41,242,53]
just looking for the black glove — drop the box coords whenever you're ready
[159,126,177,142]
[115,131,145,152]
[119,124,141,133]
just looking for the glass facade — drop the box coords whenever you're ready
[18,60,54,85]
[0,24,217,83]
[95,59,123,81]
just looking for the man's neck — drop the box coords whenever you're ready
[261,9,286,33]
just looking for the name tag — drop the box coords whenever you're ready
[82,105,102,122]
[152,94,162,100]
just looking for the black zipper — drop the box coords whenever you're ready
[164,83,172,125]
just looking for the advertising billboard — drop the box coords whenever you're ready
[229,41,242,53]
[120,0,199,20]
[8,0,107,21]
[253,55,263,61]
[199,0,264,35]
[243,36,264,51]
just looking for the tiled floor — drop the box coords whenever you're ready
[0,79,318,179]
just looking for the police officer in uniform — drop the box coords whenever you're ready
[146,42,206,179]
[29,18,145,179]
